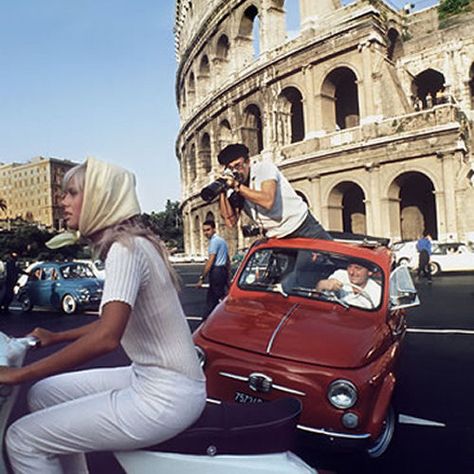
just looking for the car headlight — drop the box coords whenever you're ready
[79,288,90,301]
[195,345,206,369]
[327,379,358,409]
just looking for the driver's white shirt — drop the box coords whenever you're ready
[330,269,381,309]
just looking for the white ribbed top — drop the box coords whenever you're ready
[100,237,205,382]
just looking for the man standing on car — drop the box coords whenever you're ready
[416,231,432,284]
[217,143,332,240]
[197,220,229,319]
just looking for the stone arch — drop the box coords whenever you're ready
[218,119,233,151]
[321,67,360,130]
[283,0,301,39]
[193,214,201,254]
[242,104,264,156]
[386,27,403,62]
[198,54,211,95]
[239,5,260,59]
[189,142,197,181]
[277,86,305,144]
[188,71,196,108]
[412,69,446,108]
[216,34,230,60]
[469,62,474,109]
[200,132,212,175]
[205,211,215,223]
[327,181,367,234]
[387,171,437,240]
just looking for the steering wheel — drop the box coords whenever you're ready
[341,283,375,309]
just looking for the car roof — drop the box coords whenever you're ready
[249,238,391,267]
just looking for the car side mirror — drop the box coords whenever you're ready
[389,266,420,310]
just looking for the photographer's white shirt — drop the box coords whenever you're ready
[243,160,308,238]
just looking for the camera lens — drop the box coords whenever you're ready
[200,178,227,202]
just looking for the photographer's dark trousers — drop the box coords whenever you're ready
[417,249,432,282]
[285,212,333,240]
[204,266,229,319]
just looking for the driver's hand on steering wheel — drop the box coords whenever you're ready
[316,278,343,292]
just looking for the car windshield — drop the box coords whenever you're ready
[238,248,384,310]
[60,264,95,279]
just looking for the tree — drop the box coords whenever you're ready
[142,200,183,250]
[439,0,471,19]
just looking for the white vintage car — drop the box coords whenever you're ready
[429,243,474,275]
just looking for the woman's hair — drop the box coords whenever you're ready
[63,162,181,290]
[63,162,86,194]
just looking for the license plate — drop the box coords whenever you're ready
[234,391,264,404]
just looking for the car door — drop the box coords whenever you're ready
[35,265,56,306]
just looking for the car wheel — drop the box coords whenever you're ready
[61,294,77,314]
[429,262,440,276]
[398,258,410,267]
[367,405,396,458]
[18,293,33,312]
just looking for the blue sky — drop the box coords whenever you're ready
[0,0,438,212]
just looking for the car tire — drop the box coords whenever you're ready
[429,262,440,276]
[61,294,77,314]
[367,405,396,458]
[18,293,33,312]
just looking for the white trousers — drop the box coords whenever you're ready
[6,365,206,474]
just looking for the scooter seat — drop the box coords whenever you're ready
[147,397,302,456]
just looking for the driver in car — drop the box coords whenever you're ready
[315,260,381,309]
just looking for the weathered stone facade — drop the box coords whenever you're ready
[174,0,474,255]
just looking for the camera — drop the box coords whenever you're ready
[241,224,263,237]
[200,169,244,203]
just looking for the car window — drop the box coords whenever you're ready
[238,248,384,311]
[61,264,95,279]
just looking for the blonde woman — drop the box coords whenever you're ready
[0,158,206,473]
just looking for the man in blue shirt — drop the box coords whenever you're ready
[197,220,230,318]
[416,231,432,283]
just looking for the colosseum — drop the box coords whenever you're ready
[174,0,474,255]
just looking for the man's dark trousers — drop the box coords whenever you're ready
[204,266,228,319]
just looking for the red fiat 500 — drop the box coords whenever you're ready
[193,237,419,457]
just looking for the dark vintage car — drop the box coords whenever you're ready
[193,237,419,457]
[17,262,103,314]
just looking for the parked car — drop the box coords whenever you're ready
[169,253,207,264]
[17,262,103,314]
[193,237,419,458]
[169,253,191,264]
[429,242,474,275]
[391,241,419,267]
[188,254,207,263]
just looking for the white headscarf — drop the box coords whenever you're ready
[46,157,141,249]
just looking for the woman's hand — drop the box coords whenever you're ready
[27,328,58,348]
[0,367,24,385]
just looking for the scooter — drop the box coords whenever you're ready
[0,332,317,474]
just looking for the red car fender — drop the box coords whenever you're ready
[367,372,395,438]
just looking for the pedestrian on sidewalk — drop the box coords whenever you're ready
[197,220,229,319]
[0,157,206,473]
[0,251,20,313]
[416,231,433,284]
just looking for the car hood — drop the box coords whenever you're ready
[201,295,389,369]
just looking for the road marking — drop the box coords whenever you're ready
[186,316,203,321]
[408,328,474,335]
[398,414,446,427]
[185,283,209,288]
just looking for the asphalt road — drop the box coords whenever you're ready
[0,265,473,473]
